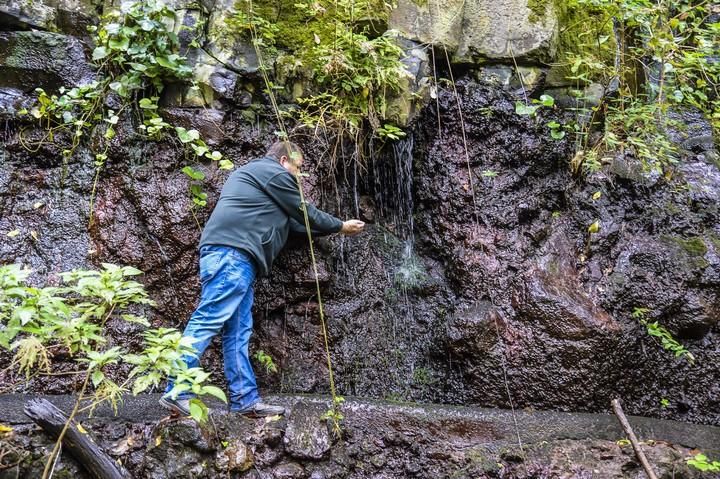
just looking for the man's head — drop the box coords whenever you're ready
[267,141,303,176]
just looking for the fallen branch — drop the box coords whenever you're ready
[611,398,658,479]
[24,398,129,479]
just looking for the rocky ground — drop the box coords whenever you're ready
[1,394,719,478]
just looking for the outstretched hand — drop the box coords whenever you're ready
[341,220,365,236]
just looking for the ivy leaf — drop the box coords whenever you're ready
[219,159,234,170]
[139,98,157,109]
[539,94,555,107]
[155,56,175,69]
[108,36,130,51]
[92,46,109,61]
[105,23,121,35]
[175,127,199,143]
[181,166,205,181]
[515,102,538,116]
[191,143,209,157]
[140,19,155,31]
[208,151,222,161]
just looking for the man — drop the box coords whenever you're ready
[160,141,365,417]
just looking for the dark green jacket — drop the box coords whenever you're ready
[199,156,343,276]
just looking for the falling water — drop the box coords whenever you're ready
[391,135,415,246]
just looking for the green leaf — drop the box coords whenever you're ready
[175,127,200,143]
[122,314,151,327]
[129,63,148,72]
[122,266,143,276]
[155,56,175,69]
[218,159,234,170]
[550,129,566,140]
[92,46,109,61]
[539,94,554,107]
[181,166,205,181]
[139,99,158,110]
[15,307,34,325]
[91,370,105,387]
[108,36,130,51]
[515,102,538,116]
[201,385,227,402]
[188,399,207,422]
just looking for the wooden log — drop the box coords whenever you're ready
[611,398,658,479]
[24,398,129,479]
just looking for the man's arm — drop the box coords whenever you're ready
[288,217,334,237]
[264,172,344,234]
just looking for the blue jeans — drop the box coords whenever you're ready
[164,245,260,411]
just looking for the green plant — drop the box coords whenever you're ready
[687,453,720,472]
[321,395,345,437]
[229,0,408,169]
[377,123,406,140]
[515,94,555,116]
[659,397,669,408]
[547,121,566,140]
[0,264,222,420]
[22,0,229,217]
[562,0,719,176]
[412,367,433,385]
[632,307,695,364]
[0,263,222,478]
[253,349,278,373]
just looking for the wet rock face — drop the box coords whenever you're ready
[1,10,719,427]
[3,72,720,425]
[0,31,95,92]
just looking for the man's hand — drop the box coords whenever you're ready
[340,220,365,236]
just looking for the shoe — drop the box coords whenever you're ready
[159,395,192,416]
[233,401,286,418]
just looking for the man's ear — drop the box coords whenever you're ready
[279,155,288,164]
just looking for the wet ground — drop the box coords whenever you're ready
[1,394,719,478]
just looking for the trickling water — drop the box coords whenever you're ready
[391,135,415,245]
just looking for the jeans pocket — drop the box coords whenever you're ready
[199,249,223,283]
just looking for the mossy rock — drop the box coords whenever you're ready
[660,235,709,270]
[0,31,95,92]
[0,0,100,35]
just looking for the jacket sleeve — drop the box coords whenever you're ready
[288,217,336,237]
[264,172,344,235]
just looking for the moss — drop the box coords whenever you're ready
[660,235,709,269]
[549,0,616,85]
[527,0,549,23]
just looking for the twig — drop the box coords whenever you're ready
[611,398,658,479]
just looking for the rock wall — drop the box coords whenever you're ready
[1,0,720,429]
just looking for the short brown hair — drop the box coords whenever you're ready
[266,141,303,162]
